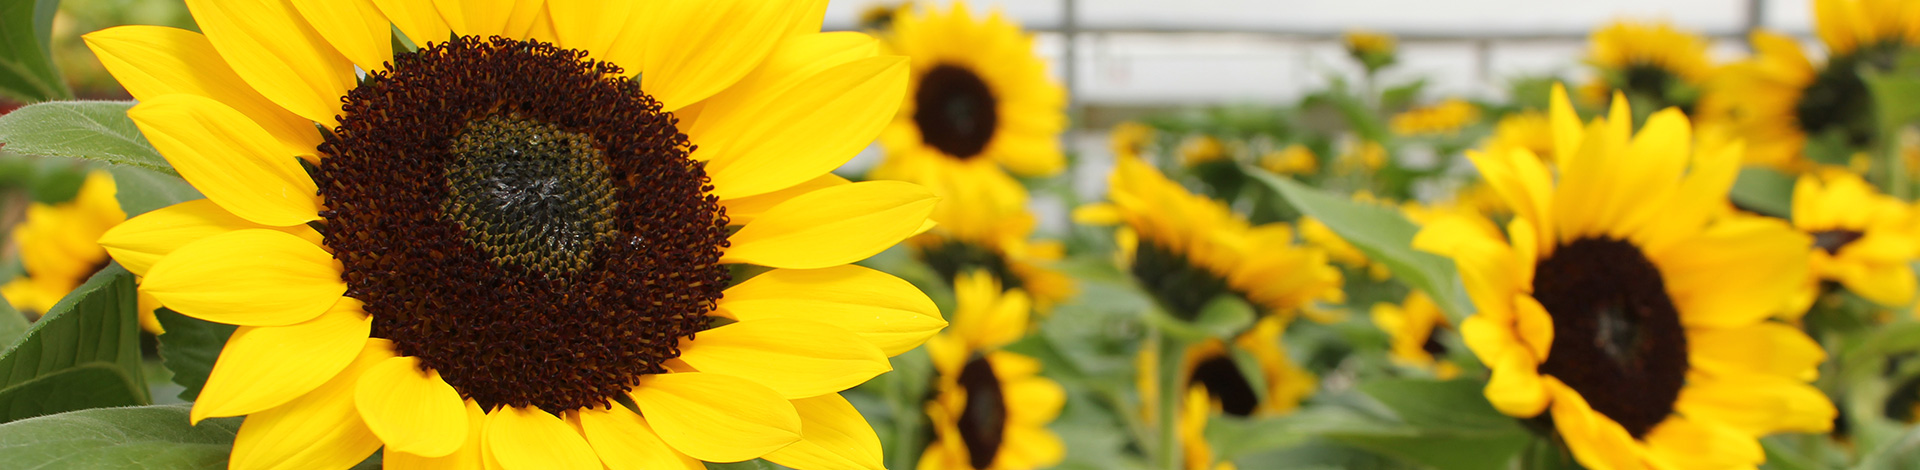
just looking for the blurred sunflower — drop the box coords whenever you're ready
[1389,98,1481,136]
[1258,144,1319,176]
[1703,0,1920,171]
[1077,157,1343,322]
[1,171,162,333]
[1136,316,1312,470]
[1344,29,1397,73]
[1417,85,1832,470]
[88,1,946,469]
[1300,216,1392,283]
[1791,169,1919,309]
[909,211,1076,313]
[922,271,1064,470]
[1177,134,1229,167]
[1371,291,1459,379]
[1485,110,1556,161]
[859,2,904,31]
[1582,20,1712,113]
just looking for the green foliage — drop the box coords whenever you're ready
[0,265,148,423]
[0,404,241,469]
[0,0,71,102]
[108,164,202,217]
[0,294,26,346]
[152,308,235,402]
[0,101,173,176]
[1212,379,1531,470]
[1732,166,1796,219]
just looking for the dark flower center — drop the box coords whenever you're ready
[1130,239,1237,321]
[1190,353,1259,417]
[957,355,1007,469]
[920,240,1024,291]
[1796,52,1890,148]
[1812,229,1866,255]
[1532,237,1687,439]
[914,64,998,159]
[316,37,730,413]
[1421,325,1448,357]
[1619,64,1696,114]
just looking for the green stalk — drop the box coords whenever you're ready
[1154,329,1186,470]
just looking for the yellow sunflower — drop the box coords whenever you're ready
[87,1,947,469]
[921,271,1064,470]
[1257,144,1318,176]
[1,171,163,333]
[1415,85,1833,470]
[908,216,1075,314]
[1136,316,1310,470]
[1583,20,1713,113]
[1390,98,1481,136]
[1111,121,1157,161]
[1343,30,1397,73]
[1370,291,1459,379]
[1077,157,1343,322]
[1177,134,1228,167]
[1791,169,1919,308]
[872,0,1066,213]
[1485,111,1556,161]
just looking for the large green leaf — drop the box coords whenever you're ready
[0,264,149,423]
[1730,166,1795,219]
[0,101,173,176]
[107,165,202,218]
[1246,169,1474,323]
[0,295,26,346]
[1212,379,1530,470]
[0,0,70,103]
[152,308,235,402]
[0,404,241,469]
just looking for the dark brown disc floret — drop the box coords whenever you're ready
[315,36,730,414]
[957,355,1008,469]
[1532,237,1687,439]
[914,64,999,159]
[1189,353,1259,417]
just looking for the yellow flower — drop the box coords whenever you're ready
[1341,140,1388,172]
[1177,135,1228,167]
[1258,144,1318,176]
[1584,20,1713,111]
[1814,0,1920,57]
[1792,169,1919,308]
[1344,29,1397,72]
[1,171,163,334]
[1111,121,1157,161]
[1370,291,1459,379]
[921,271,1064,470]
[1486,111,1556,161]
[1417,84,1832,470]
[1138,316,1312,470]
[1299,216,1391,282]
[87,2,944,468]
[1080,158,1343,321]
[1390,98,1481,136]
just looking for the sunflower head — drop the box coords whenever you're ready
[1814,0,1920,58]
[1370,291,1459,379]
[1343,29,1397,73]
[1390,98,1482,136]
[1484,110,1556,161]
[1111,121,1158,161]
[1417,83,1832,470]
[1791,169,1920,308]
[1584,20,1712,113]
[1258,144,1319,176]
[0,171,161,332]
[922,271,1064,470]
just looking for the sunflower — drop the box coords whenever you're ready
[1370,291,1459,379]
[1257,144,1318,176]
[921,271,1064,470]
[1343,30,1397,73]
[907,213,1076,314]
[1077,157,1343,322]
[1415,85,1833,470]
[1583,20,1713,113]
[1299,216,1391,282]
[1485,110,1556,161]
[87,2,947,469]
[1791,169,1919,308]
[1390,98,1481,136]
[872,0,1066,208]
[1111,121,1157,161]
[1702,0,1920,171]
[1177,135,1229,167]
[1,171,163,333]
[1135,316,1310,470]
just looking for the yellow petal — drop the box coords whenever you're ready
[696,37,905,199]
[1656,216,1812,329]
[723,181,936,269]
[384,399,489,470]
[641,0,806,110]
[630,372,801,462]
[1512,295,1554,362]
[546,0,638,64]
[128,94,321,227]
[496,0,548,39]
[142,229,344,327]
[763,394,884,470]
[1542,377,1645,470]
[720,173,849,226]
[288,0,393,72]
[1688,322,1825,380]
[450,0,544,38]
[1483,348,1549,418]
[99,199,323,277]
[183,0,356,126]
[356,356,469,457]
[678,318,891,398]
[1674,372,1835,435]
[1643,415,1763,469]
[577,406,704,470]
[371,0,451,48]
[717,265,944,356]
[230,339,395,470]
[485,406,601,470]
[82,26,321,158]
[193,299,370,424]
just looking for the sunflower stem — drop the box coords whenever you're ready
[1153,328,1186,470]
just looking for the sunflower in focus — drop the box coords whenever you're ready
[1390,98,1481,136]
[1,171,162,333]
[922,271,1065,470]
[88,2,946,469]
[1371,291,1459,379]
[1583,20,1712,113]
[1078,157,1343,322]
[1416,85,1832,470]
[1344,30,1397,73]
[1791,169,1919,309]
[1703,0,1920,171]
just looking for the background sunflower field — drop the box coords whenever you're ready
[2,1,1920,469]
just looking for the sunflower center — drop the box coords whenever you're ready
[1190,354,1258,417]
[957,355,1007,469]
[1622,65,1675,98]
[1797,56,1877,147]
[921,240,1024,291]
[1130,239,1237,321]
[317,37,730,414]
[1813,229,1865,255]
[1531,237,1687,438]
[1421,326,1448,357]
[914,64,998,159]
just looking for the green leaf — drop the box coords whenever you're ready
[152,308,236,402]
[705,460,776,470]
[0,404,242,469]
[0,295,26,346]
[1856,424,1920,470]
[0,264,149,423]
[0,101,173,176]
[1730,166,1795,219]
[107,165,202,217]
[0,0,71,103]
[1246,168,1475,323]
